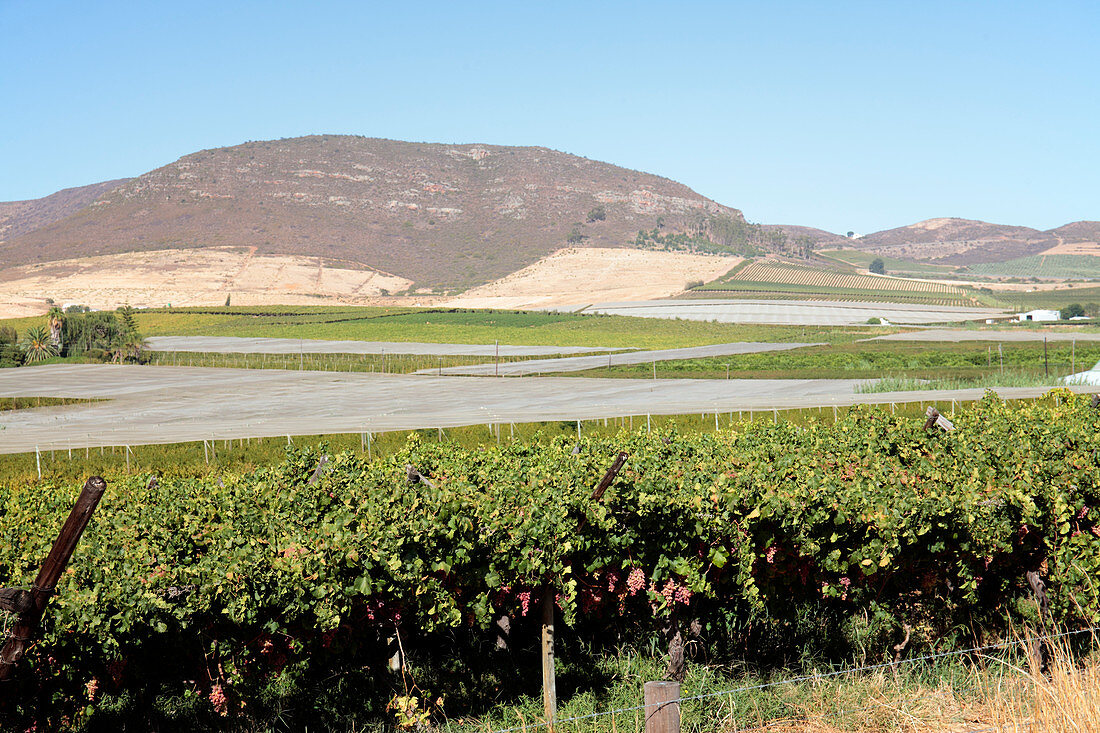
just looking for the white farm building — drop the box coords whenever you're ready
[1015,309,1061,322]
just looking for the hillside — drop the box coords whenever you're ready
[1048,221,1100,242]
[762,224,847,248]
[853,217,1056,264]
[1,136,755,291]
[0,179,129,242]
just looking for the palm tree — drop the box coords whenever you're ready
[46,307,64,350]
[22,326,58,363]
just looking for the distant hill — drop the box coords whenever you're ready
[0,136,757,291]
[0,179,129,242]
[1048,221,1100,242]
[850,217,1057,264]
[2,136,1094,297]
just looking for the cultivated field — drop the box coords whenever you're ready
[695,259,978,305]
[965,253,1100,279]
[581,298,1001,325]
[816,248,958,275]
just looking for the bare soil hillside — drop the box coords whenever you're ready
[442,248,741,309]
[0,247,412,318]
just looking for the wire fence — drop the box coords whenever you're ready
[485,626,1098,733]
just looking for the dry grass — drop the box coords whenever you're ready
[716,631,1100,733]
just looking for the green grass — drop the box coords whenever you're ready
[0,396,98,411]
[439,644,1054,733]
[856,371,1064,393]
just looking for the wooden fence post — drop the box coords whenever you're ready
[644,680,681,733]
[542,585,557,730]
[0,476,107,681]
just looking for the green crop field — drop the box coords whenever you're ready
[693,259,979,305]
[557,340,1100,382]
[988,285,1100,311]
[1,306,884,350]
[966,254,1100,280]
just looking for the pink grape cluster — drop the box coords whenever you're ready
[517,591,532,617]
[626,568,646,595]
[209,684,228,717]
[656,579,693,606]
[85,679,99,702]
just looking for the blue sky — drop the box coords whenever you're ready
[1,1,1097,234]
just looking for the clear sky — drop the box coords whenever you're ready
[2,0,1097,234]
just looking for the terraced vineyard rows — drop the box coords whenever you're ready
[696,260,978,305]
[737,261,962,292]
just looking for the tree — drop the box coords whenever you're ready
[566,227,587,244]
[846,231,855,238]
[47,307,64,349]
[225,294,232,307]
[0,327,23,368]
[117,304,138,335]
[21,326,58,363]
[869,258,886,275]
[1060,303,1086,320]
[586,205,606,223]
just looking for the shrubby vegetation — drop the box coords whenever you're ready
[2,392,1098,730]
[633,214,814,259]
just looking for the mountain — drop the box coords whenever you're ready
[850,217,1057,264]
[0,179,129,242]
[1047,221,1100,242]
[0,136,748,291]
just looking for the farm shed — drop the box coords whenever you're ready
[1015,309,1061,322]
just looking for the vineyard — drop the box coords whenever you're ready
[697,260,977,305]
[1,392,1099,730]
[965,254,1100,280]
[815,249,958,276]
